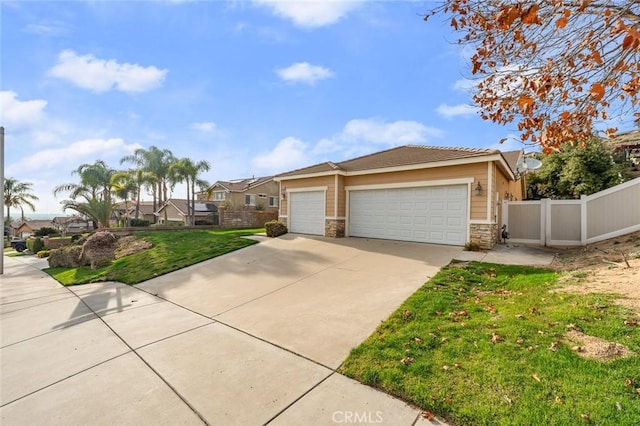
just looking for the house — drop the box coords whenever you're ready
[200,176,279,211]
[611,129,640,178]
[274,145,524,249]
[10,220,56,238]
[129,201,158,224]
[155,199,218,225]
[52,216,93,235]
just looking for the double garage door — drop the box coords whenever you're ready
[289,185,468,246]
[349,185,468,246]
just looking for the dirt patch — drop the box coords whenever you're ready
[564,330,636,361]
[552,231,640,314]
[114,235,153,259]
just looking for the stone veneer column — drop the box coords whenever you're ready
[325,219,345,238]
[469,223,499,249]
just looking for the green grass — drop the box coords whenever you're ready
[340,262,640,425]
[45,228,263,285]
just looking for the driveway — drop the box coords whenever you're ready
[1,235,459,425]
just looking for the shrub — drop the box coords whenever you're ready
[130,218,150,227]
[82,231,118,269]
[26,237,44,253]
[265,220,288,237]
[34,227,60,237]
[37,250,51,258]
[464,241,482,252]
[48,246,88,268]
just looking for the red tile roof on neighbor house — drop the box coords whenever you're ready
[276,145,520,178]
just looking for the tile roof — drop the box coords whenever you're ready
[500,150,524,175]
[209,176,274,192]
[277,145,501,177]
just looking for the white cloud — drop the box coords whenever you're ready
[189,121,217,132]
[48,50,168,93]
[11,138,142,175]
[436,103,479,119]
[341,118,443,145]
[252,137,309,174]
[24,22,68,37]
[254,0,362,28]
[1,91,48,129]
[277,62,334,85]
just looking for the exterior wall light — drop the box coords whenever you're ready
[475,181,483,196]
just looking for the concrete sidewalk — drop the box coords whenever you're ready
[1,238,452,426]
[454,243,557,266]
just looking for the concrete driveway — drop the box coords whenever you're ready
[1,235,459,425]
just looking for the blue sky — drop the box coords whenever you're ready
[3,0,533,215]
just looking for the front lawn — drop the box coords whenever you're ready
[45,228,263,285]
[340,262,640,425]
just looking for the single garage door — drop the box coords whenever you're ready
[289,191,325,235]
[348,185,468,245]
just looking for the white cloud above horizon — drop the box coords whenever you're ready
[1,91,48,129]
[48,50,168,93]
[251,136,310,174]
[436,103,479,119]
[276,62,334,85]
[340,118,443,145]
[253,0,362,28]
[189,121,217,132]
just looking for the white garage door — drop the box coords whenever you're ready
[289,191,325,235]
[348,185,468,245]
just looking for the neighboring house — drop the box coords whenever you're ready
[155,199,218,225]
[11,220,56,238]
[200,176,279,210]
[611,129,640,178]
[52,216,93,235]
[274,145,524,249]
[129,201,158,224]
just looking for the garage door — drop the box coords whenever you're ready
[289,191,325,235]
[348,185,467,245]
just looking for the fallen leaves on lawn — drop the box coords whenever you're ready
[400,357,415,365]
[549,341,560,352]
[532,374,542,382]
[421,411,435,421]
[491,333,504,344]
[624,319,639,326]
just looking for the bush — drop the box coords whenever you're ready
[37,250,51,258]
[82,231,118,269]
[130,218,150,227]
[26,237,44,253]
[35,227,60,237]
[48,246,88,268]
[265,220,288,237]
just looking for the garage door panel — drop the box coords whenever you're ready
[289,191,324,236]
[349,185,467,246]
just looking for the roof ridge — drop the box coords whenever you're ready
[405,144,498,154]
[336,145,407,166]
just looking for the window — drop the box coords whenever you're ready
[269,196,279,207]
[213,191,227,201]
[245,194,256,206]
[258,193,267,199]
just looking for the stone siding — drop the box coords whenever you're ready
[470,223,499,249]
[219,209,278,229]
[325,219,345,237]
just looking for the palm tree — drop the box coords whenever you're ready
[121,146,175,219]
[53,160,115,201]
[169,158,211,225]
[53,160,116,229]
[4,177,39,223]
[111,171,138,226]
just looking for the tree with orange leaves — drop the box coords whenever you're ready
[425,1,640,152]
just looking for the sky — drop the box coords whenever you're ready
[1,1,632,216]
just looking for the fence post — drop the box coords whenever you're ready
[541,198,550,246]
[501,200,509,230]
[580,194,587,245]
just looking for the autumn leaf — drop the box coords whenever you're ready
[532,374,541,382]
[421,411,435,421]
[517,95,535,113]
[590,83,605,101]
[555,17,568,29]
[522,5,541,25]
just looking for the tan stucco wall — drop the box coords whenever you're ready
[206,181,279,210]
[278,161,520,231]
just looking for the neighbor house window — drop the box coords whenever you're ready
[269,196,278,207]
[245,194,256,206]
[213,191,227,201]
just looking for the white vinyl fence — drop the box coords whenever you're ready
[502,177,640,246]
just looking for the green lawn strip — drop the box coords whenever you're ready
[340,262,640,425]
[45,228,263,285]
